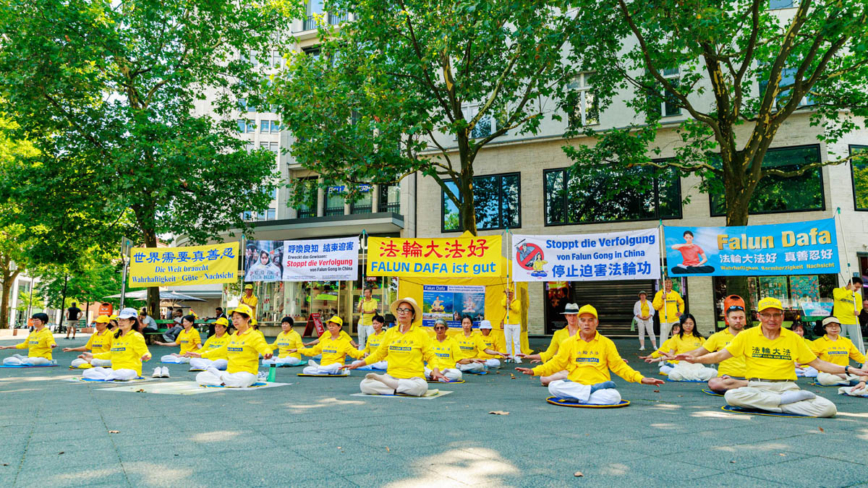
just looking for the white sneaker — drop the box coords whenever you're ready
[152,368,161,378]
[639,347,646,351]
[161,367,170,378]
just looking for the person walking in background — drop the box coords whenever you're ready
[653,278,684,342]
[633,291,656,351]
[65,302,82,340]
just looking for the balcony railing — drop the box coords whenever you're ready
[303,15,317,31]
[378,202,400,213]
[296,208,316,219]
[324,206,345,217]
[329,11,348,25]
[351,203,372,215]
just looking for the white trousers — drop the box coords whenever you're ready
[504,324,522,358]
[725,381,837,417]
[669,362,717,381]
[302,360,343,375]
[660,322,677,342]
[797,366,818,378]
[483,359,501,369]
[261,356,302,366]
[161,355,190,364]
[842,323,866,355]
[83,367,138,381]
[360,374,428,396]
[817,372,860,386]
[636,318,655,347]
[189,358,228,371]
[457,362,485,373]
[548,380,621,405]
[196,368,257,388]
[659,363,675,375]
[357,325,374,350]
[424,367,463,382]
[3,355,50,366]
[72,358,113,368]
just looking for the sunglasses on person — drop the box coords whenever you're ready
[434,326,447,330]
[727,305,745,312]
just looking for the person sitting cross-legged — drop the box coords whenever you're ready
[812,316,867,386]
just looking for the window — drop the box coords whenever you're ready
[566,73,599,127]
[461,104,496,139]
[268,51,283,69]
[260,120,280,133]
[259,142,279,153]
[266,208,276,221]
[351,184,373,214]
[325,186,345,216]
[758,67,816,109]
[237,119,255,133]
[378,184,401,213]
[295,177,318,218]
[329,10,348,25]
[544,164,682,226]
[243,211,254,221]
[647,67,681,117]
[709,145,824,216]
[769,0,793,9]
[441,173,520,232]
[850,145,868,211]
[304,0,324,30]
[303,47,322,60]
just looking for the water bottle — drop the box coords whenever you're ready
[267,364,277,382]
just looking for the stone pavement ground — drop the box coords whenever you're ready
[1,335,867,488]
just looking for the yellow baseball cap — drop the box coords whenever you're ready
[109,314,119,321]
[245,284,254,290]
[327,315,343,326]
[251,318,258,326]
[757,297,783,312]
[578,304,598,318]
[95,315,111,324]
[214,317,229,327]
[232,304,254,317]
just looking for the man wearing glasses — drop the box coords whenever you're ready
[674,297,868,417]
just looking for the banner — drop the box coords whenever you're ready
[422,285,485,328]
[367,236,502,278]
[244,238,358,282]
[664,218,839,277]
[129,242,238,287]
[511,229,660,282]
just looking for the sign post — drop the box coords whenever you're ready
[119,237,133,309]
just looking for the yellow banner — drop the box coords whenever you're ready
[129,242,239,287]
[367,236,503,277]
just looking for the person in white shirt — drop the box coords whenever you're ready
[633,291,656,351]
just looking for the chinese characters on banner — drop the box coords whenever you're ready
[367,236,503,277]
[129,242,239,286]
[510,230,661,282]
[663,218,839,277]
[245,238,358,282]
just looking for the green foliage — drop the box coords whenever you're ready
[15,291,44,314]
[275,0,579,234]
[36,255,123,310]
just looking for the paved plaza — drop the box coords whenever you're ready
[1,334,867,487]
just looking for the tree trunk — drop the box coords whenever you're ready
[725,186,752,312]
[59,274,69,329]
[144,229,160,319]
[0,266,19,330]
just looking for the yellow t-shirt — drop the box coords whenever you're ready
[364,330,387,355]
[652,290,684,323]
[540,327,577,362]
[429,336,461,370]
[298,336,363,366]
[651,334,705,364]
[271,330,303,359]
[832,288,862,325]
[811,335,866,366]
[94,331,150,376]
[533,332,643,385]
[640,302,650,317]
[240,295,259,316]
[454,332,485,360]
[202,329,271,375]
[476,332,505,359]
[176,328,202,355]
[726,326,817,381]
[704,328,746,377]
[364,324,436,379]
[359,299,379,327]
[84,329,114,355]
[200,333,231,361]
[501,296,522,325]
[16,327,56,360]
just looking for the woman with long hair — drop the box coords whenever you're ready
[155,314,201,365]
[645,314,716,381]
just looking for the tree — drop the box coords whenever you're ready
[563,0,868,300]
[36,255,122,313]
[0,0,298,315]
[275,0,579,234]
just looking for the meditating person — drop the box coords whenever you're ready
[262,316,303,367]
[791,322,818,377]
[519,303,581,385]
[648,314,716,381]
[476,320,509,369]
[154,314,201,364]
[676,302,748,393]
[425,319,464,382]
[453,315,505,373]
[65,315,114,368]
[674,297,868,417]
[345,297,446,395]
[79,308,151,381]
[185,304,273,388]
[361,315,388,370]
[517,304,664,404]
[0,313,56,365]
[303,320,358,348]
[293,316,364,375]
[189,317,232,371]
[812,316,866,386]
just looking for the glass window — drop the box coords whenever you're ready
[260,120,271,133]
[647,68,681,117]
[378,184,401,213]
[709,145,824,216]
[266,208,276,221]
[769,0,794,9]
[851,145,868,211]
[350,184,373,214]
[566,73,599,127]
[325,186,345,216]
[759,67,815,109]
[441,173,521,232]
[295,177,318,218]
[461,104,496,139]
[544,164,682,225]
[237,119,247,133]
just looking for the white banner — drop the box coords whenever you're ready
[281,237,358,282]
[511,229,661,282]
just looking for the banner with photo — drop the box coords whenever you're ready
[244,237,358,282]
[422,285,485,328]
[367,236,502,278]
[510,229,661,282]
[664,218,839,277]
[130,242,239,287]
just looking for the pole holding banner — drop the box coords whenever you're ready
[835,208,858,316]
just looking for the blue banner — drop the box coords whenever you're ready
[664,218,839,277]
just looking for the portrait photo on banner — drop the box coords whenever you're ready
[245,240,283,282]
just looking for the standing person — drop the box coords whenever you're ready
[674,297,868,417]
[501,287,523,363]
[240,284,258,318]
[65,302,82,340]
[812,316,867,386]
[0,313,56,365]
[356,287,379,351]
[653,278,684,342]
[65,315,114,368]
[345,297,446,395]
[139,308,158,333]
[185,304,273,388]
[832,278,864,355]
[519,303,581,386]
[677,302,749,393]
[78,308,151,381]
[426,319,464,382]
[859,299,868,337]
[516,305,664,404]
[633,291,656,351]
